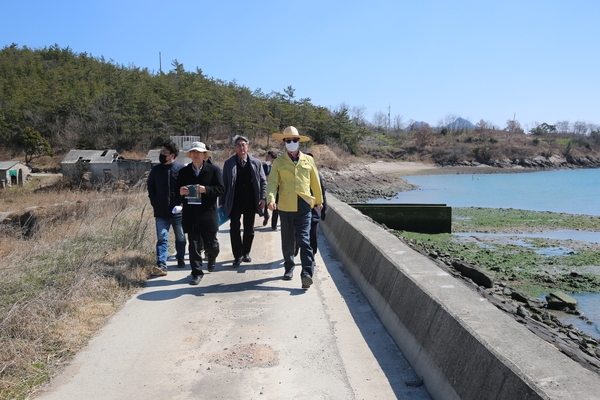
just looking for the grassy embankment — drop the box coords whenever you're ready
[398,207,600,297]
[0,178,155,400]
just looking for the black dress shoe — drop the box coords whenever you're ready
[207,259,216,272]
[233,257,242,266]
[301,274,313,289]
[190,275,203,285]
[242,254,252,262]
[282,270,293,280]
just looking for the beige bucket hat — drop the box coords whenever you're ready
[185,141,212,157]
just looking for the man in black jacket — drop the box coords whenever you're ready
[147,140,186,276]
[219,135,266,266]
[177,142,225,285]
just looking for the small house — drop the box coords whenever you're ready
[0,161,31,188]
[61,150,151,185]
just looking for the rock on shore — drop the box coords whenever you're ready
[319,162,417,203]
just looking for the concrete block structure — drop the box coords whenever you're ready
[321,194,600,400]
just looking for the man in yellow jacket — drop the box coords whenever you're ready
[266,126,324,289]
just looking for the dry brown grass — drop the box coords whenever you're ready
[0,184,156,400]
[306,143,357,170]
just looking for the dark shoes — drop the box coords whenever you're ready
[207,260,216,272]
[177,259,186,268]
[263,215,269,226]
[301,274,313,289]
[233,255,251,265]
[152,265,168,276]
[190,275,203,285]
[282,269,293,280]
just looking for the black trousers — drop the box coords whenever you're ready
[267,193,279,229]
[264,208,279,225]
[188,231,219,277]
[229,206,256,258]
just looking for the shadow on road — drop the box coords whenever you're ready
[138,275,307,301]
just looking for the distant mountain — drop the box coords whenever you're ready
[411,121,430,129]
[447,117,475,130]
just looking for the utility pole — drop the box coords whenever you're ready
[388,104,391,134]
[159,52,162,73]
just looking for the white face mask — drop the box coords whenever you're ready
[285,141,299,152]
[264,161,272,166]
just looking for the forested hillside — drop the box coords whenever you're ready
[1,44,599,168]
[0,44,367,158]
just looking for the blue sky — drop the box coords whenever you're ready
[2,0,598,130]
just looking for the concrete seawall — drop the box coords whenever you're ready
[320,195,600,400]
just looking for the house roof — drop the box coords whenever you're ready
[0,161,29,171]
[61,150,119,164]
[146,149,160,163]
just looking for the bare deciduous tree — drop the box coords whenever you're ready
[505,119,523,134]
[442,114,459,128]
[572,121,589,136]
[475,119,491,133]
[393,114,404,132]
[555,120,570,134]
[350,105,367,126]
[371,111,387,131]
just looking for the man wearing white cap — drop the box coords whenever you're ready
[266,126,324,289]
[177,142,225,285]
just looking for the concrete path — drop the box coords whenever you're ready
[33,221,431,400]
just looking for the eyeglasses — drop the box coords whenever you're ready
[284,139,299,144]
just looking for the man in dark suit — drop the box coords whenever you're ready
[177,142,225,285]
[220,135,267,266]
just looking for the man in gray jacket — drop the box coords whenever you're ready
[220,135,267,266]
[147,140,186,275]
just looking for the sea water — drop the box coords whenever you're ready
[372,168,600,338]
[380,168,600,216]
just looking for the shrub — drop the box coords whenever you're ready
[473,146,492,163]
